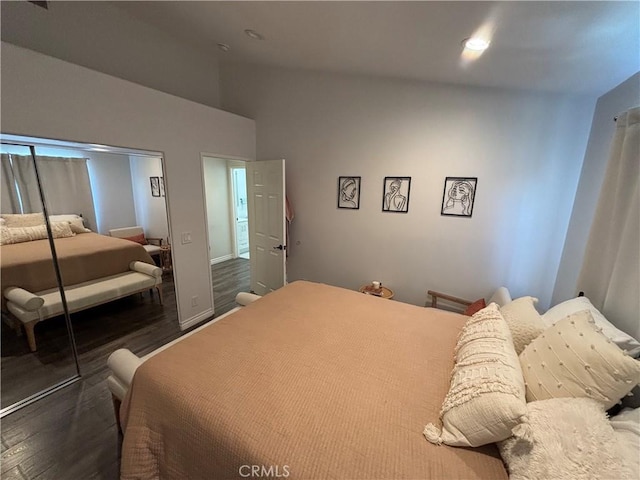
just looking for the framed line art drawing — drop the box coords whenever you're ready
[382,177,411,213]
[441,177,477,217]
[338,176,361,209]
[150,176,161,197]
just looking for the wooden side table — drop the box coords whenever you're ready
[160,244,172,273]
[359,284,394,299]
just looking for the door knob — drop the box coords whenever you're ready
[273,245,286,251]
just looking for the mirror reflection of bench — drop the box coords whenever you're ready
[3,261,163,352]
[108,226,164,268]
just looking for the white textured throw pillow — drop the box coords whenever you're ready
[0,212,45,227]
[498,397,635,480]
[500,296,545,355]
[424,304,527,447]
[0,226,11,245]
[0,222,75,245]
[520,310,640,410]
[543,296,640,357]
[49,215,91,233]
[1,225,49,244]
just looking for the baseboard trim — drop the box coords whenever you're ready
[179,308,214,330]
[210,254,234,266]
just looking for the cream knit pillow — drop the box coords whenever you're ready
[1,224,48,244]
[520,310,640,410]
[500,296,545,354]
[0,222,75,245]
[1,212,45,227]
[424,304,527,447]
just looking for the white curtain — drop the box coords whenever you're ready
[0,154,97,230]
[1,153,42,214]
[577,106,639,339]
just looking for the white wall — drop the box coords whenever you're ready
[203,157,233,263]
[129,156,169,241]
[220,64,596,309]
[0,2,220,108]
[2,43,255,328]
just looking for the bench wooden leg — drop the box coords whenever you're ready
[24,320,38,352]
[112,394,123,435]
[156,286,164,305]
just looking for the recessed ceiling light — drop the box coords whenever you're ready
[463,37,490,51]
[244,29,264,41]
[217,43,230,52]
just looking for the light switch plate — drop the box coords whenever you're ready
[181,232,192,244]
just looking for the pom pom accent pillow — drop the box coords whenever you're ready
[542,296,640,357]
[49,221,76,239]
[500,296,545,354]
[424,304,527,447]
[498,397,635,480]
[520,310,640,410]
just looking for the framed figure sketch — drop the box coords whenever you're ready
[338,176,361,209]
[441,177,477,217]
[382,177,411,213]
[150,176,161,197]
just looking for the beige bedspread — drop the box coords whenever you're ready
[1,233,153,310]
[121,281,507,479]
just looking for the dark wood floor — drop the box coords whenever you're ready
[211,257,251,314]
[1,258,250,479]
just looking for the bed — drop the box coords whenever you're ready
[119,281,509,479]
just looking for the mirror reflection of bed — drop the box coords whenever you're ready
[0,136,179,413]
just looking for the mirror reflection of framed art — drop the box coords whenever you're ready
[150,176,160,197]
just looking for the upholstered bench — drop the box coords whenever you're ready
[106,292,261,423]
[4,261,163,352]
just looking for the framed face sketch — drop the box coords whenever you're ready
[338,176,361,209]
[382,176,411,213]
[441,177,477,217]
[150,176,161,197]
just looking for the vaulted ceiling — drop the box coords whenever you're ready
[114,1,640,96]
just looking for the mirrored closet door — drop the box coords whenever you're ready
[1,143,80,416]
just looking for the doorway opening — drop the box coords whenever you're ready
[231,166,250,260]
[202,156,251,316]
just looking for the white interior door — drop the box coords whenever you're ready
[247,159,286,295]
